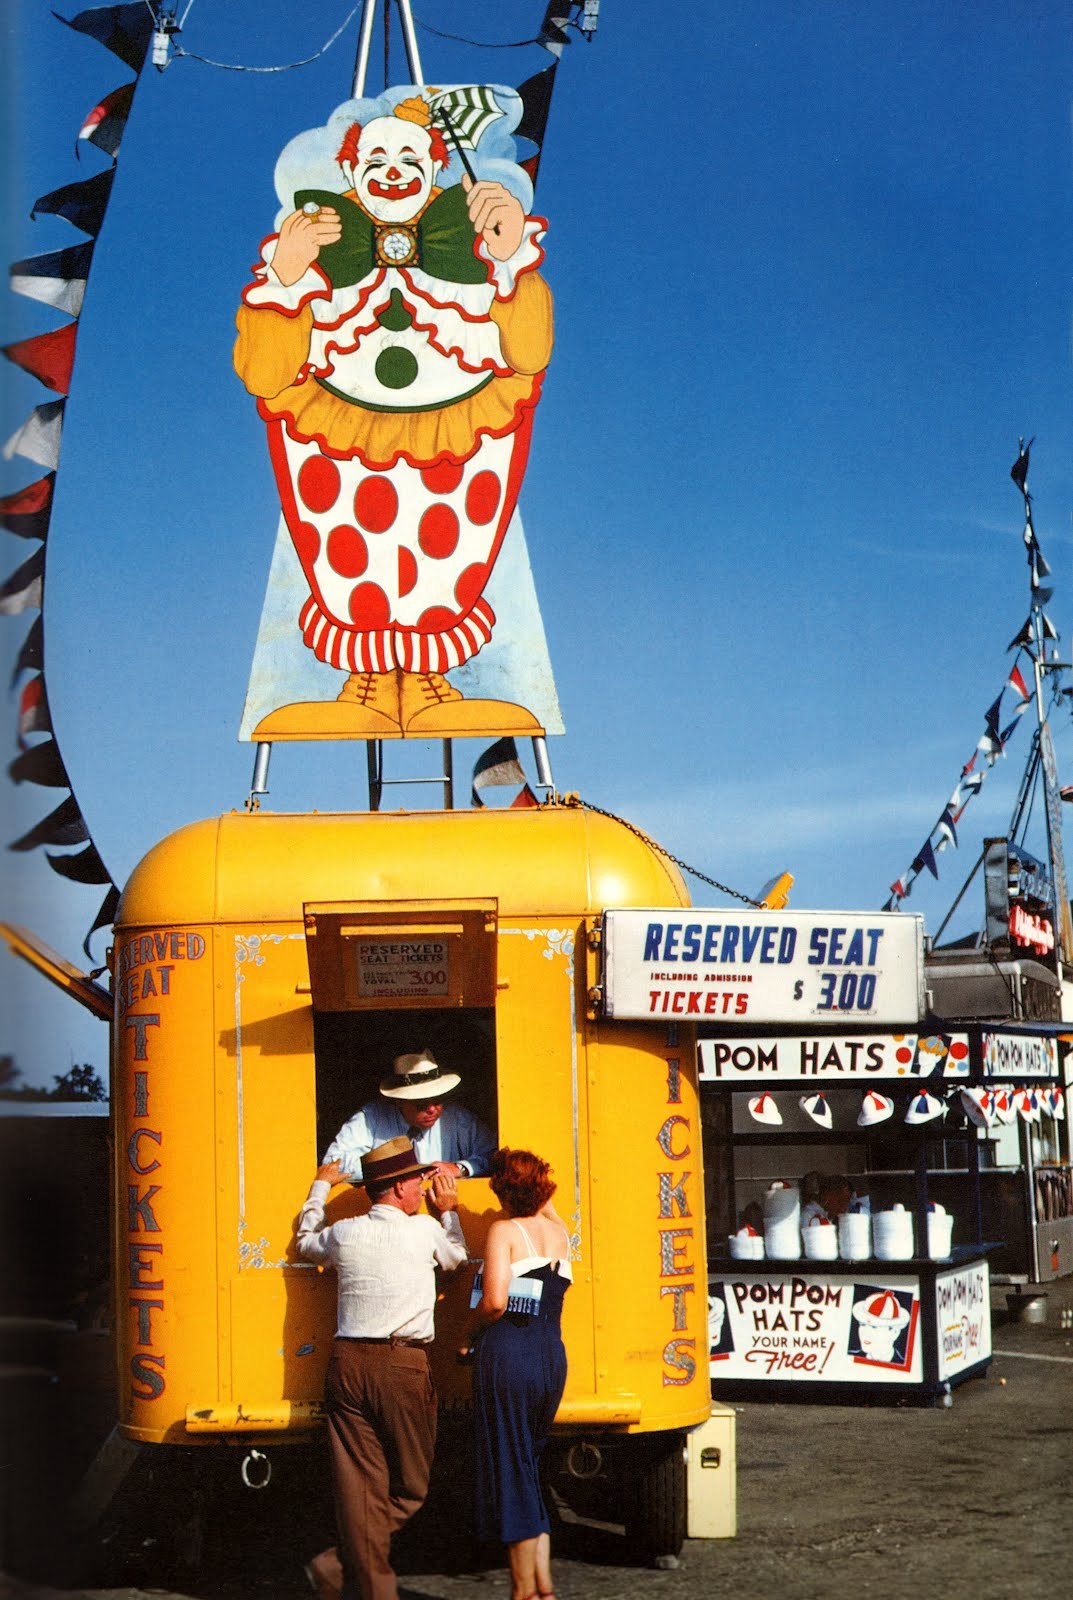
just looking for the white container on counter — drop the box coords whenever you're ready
[873,1203,914,1260]
[927,1204,953,1260]
[763,1181,801,1259]
[802,1219,838,1260]
[838,1211,871,1261]
[729,1228,765,1260]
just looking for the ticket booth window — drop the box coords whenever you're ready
[304,900,499,1161]
[312,1006,498,1160]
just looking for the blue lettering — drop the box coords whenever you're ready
[760,926,777,962]
[866,929,883,963]
[778,928,797,962]
[829,927,845,962]
[664,924,682,959]
[808,928,826,965]
[703,924,721,960]
[844,929,864,965]
[721,925,740,961]
[681,924,701,962]
[739,925,761,961]
[644,923,663,960]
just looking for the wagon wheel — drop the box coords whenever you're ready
[621,1435,686,1561]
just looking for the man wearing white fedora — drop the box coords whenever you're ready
[323,1049,496,1179]
[298,1136,468,1600]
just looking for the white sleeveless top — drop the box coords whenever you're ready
[510,1218,574,1282]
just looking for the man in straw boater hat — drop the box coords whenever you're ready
[298,1136,468,1600]
[324,1048,495,1180]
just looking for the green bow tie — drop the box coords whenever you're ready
[293,184,488,289]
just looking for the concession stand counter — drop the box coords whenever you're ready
[698,1022,1066,1404]
[597,906,1069,1402]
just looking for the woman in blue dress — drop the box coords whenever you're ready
[458,1148,572,1600]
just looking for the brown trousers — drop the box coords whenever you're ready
[325,1339,437,1600]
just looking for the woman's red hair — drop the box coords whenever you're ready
[490,1147,556,1217]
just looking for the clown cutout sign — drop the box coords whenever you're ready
[235,86,561,741]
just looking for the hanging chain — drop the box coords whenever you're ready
[555,795,762,907]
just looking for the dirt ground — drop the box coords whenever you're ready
[2,1277,1071,1600]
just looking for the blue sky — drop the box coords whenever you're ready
[3,1,1072,1086]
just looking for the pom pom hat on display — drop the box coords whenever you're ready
[857,1089,894,1127]
[959,1085,993,1128]
[905,1090,945,1126]
[748,1092,782,1126]
[380,1049,461,1099]
[800,1091,833,1130]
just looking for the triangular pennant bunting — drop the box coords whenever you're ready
[10,242,94,317]
[515,64,558,188]
[3,399,65,470]
[912,839,939,880]
[57,5,156,72]
[9,737,69,788]
[17,674,52,746]
[0,473,55,540]
[11,616,44,687]
[1010,438,1032,493]
[32,167,115,236]
[0,547,45,615]
[77,80,135,157]
[10,793,88,853]
[46,839,112,884]
[84,883,120,958]
[471,736,528,806]
[3,322,78,396]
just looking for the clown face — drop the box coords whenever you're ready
[353,116,436,223]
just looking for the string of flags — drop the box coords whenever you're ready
[883,440,1061,911]
[470,737,541,810]
[2,5,155,955]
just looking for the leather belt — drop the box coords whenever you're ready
[338,1335,429,1349]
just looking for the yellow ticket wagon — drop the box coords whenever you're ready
[105,799,711,1555]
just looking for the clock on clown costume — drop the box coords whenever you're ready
[233,89,555,739]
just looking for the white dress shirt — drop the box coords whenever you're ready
[297,1181,467,1340]
[323,1098,496,1179]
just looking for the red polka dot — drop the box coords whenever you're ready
[326,524,368,579]
[292,520,321,566]
[398,546,418,597]
[349,583,391,628]
[454,563,487,613]
[416,605,459,634]
[895,1047,912,1064]
[421,459,464,495]
[949,1041,969,1061]
[418,503,460,560]
[465,470,501,526]
[354,476,398,533]
[298,456,340,514]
